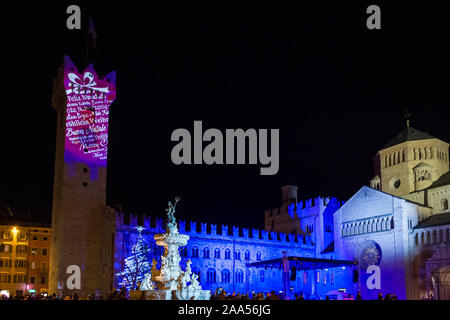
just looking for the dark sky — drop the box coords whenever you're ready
[1,1,450,229]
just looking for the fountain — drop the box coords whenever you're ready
[130,197,211,300]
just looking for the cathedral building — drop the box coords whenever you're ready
[115,125,450,299]
[334,125,450,300]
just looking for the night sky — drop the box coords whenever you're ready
[2,2,450,230]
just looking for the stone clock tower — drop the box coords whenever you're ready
[48,56,117,298]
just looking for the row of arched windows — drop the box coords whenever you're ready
[189,247,262,261]
[413,147,433,161]
[415,169,431,182]
[437,150,448,162]
[384,150,407,167]
[383,147,448,168]
[414,228,450,246]
[192,268,245,284]
[342,217,394,237]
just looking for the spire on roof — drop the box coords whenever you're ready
[404,110,411,127]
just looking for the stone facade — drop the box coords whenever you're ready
[372,128,449,197]
[48,62,116,298]
[114,211,354,298]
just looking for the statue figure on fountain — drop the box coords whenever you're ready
[165,196,180,234]
[133,197,210,300]
[140,273,155,291]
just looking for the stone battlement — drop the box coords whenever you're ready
[264,196,344,219]
[115,212,314,247]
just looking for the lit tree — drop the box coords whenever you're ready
[116,226,152,290]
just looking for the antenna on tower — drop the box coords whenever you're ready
[404,110,411,127]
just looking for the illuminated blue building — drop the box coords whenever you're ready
[113,193,356,299]
[114,126,450,300]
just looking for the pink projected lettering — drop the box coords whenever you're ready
[63,56,116,167]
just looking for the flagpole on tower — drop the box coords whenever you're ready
[85,9,99,66]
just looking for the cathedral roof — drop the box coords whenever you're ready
[426,171,450,190]
[414,212,450,229]
[382,126,436,149]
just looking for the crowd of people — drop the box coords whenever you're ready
[0,287,129,300]
[211,289,284,300]
[0,288,399,300]
[210,288,400,300]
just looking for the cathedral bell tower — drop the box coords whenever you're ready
[371,119,449,197]
[48,56,117,298]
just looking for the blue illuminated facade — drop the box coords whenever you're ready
[113,127,450,300]
[113,194,357,299]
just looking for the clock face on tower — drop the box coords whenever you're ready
[359,241,382,270]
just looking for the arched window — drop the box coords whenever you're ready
[192,247,199,258]
[256,251,262,261]
[234,250,241,260]
[433,230,437,243]
[427,231,431,244]
[415,233,419,246]
[421,232,425,245]
[442,199,449,211]
[203,247,210,258]
[244,250,250,260]
[389,154,392,166]
[225,249,231,260]
[402,150,406,162]
[207,268,216,283]
[221,269,231,283]
[180,247,187,257]
[390,218,394,230]
[439,229,444,243]
[381,219,386,231]
[235,269,244,283]
[214,248,220,259]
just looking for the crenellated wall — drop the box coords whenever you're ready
[113,211,324,295]
[115,212,316,247]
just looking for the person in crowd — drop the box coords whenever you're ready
[356,291,362,300]
[377,292,384,300]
